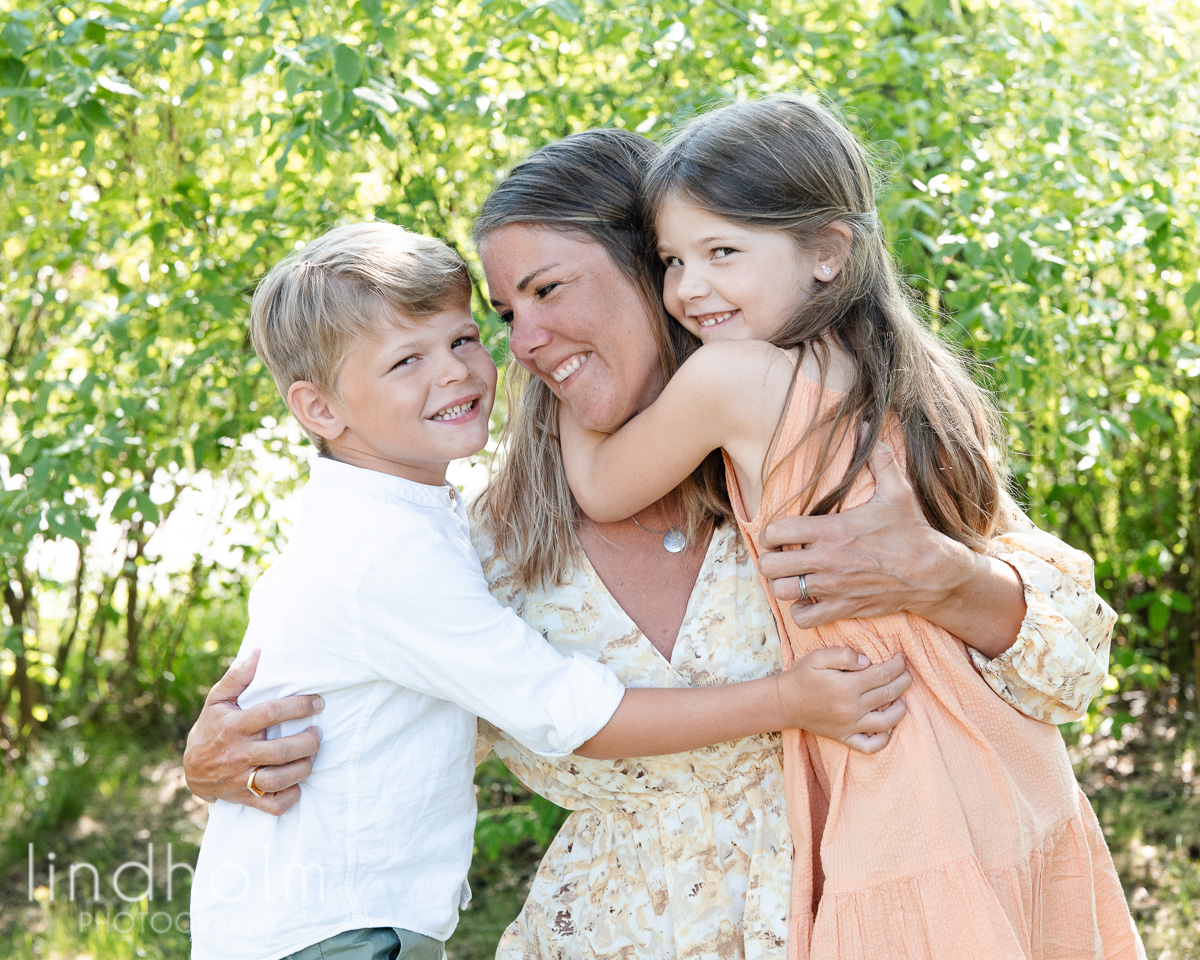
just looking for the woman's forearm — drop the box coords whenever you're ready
[906,538,1026,659]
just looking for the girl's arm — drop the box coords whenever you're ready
[560,340,790,522]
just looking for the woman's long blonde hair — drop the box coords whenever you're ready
[645,95,1005,548]
[473,129,732,590]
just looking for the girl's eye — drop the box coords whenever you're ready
[391,356,417,370]
[712,247,737,259]
[662,255,683,268]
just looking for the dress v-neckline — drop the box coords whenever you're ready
[578,529,720,670]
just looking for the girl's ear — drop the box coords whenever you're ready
[287,381,347,442]
[814,221,853,283]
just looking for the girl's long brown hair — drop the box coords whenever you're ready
[645,95,1005,548]
[473,129,732,590]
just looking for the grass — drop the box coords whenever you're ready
[1,698,1196,960]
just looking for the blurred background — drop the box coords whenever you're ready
[1,0,1197,956]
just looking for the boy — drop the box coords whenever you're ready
[190,222,898,960]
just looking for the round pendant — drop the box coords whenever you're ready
[663,529,686,554]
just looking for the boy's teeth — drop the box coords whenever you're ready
[698,311,735,327]
[432,401,474,421]
[553,354,587,382]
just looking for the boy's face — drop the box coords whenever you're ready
[325,306,497,485]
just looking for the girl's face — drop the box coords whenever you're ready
[656,197,825,343]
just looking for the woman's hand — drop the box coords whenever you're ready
[756,442,1025,657]
[184,650,324,815]
[777,648,911,753]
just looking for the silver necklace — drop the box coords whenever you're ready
[630,512,687,554]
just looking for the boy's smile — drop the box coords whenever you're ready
[321,307,497,485]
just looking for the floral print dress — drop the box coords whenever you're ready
[471,507,1117,960]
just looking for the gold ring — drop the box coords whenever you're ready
[246,766,266,797]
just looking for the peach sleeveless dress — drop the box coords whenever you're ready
[724,370,1145,960]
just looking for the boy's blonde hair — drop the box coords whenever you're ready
[250,221,472,451]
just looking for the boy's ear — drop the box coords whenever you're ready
[814,221,853,283]
[287,381,347,442]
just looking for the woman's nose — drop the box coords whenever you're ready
[507,309,552,363]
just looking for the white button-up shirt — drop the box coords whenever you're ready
[191,457,624,960]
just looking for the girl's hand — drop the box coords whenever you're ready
[756,442,1025,656]
[776,648,911,753]
[183,650,324,815]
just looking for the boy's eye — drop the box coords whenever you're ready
[391,356,417,370]
[452,335,479,348]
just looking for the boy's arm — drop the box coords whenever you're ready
[360,529,911,760]
[560,340,788,523]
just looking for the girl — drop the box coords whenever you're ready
[560,96,1144,960]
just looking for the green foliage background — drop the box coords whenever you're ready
[1,0,1198,956]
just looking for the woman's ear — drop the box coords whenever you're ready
[287,381,347,442]
[813,221,853,283]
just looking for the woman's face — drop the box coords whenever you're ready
[480,224,665,433]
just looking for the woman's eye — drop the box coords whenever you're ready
[534,282,560,299]
[496,311,513,326]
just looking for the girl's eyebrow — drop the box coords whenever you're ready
[657,235,738,252]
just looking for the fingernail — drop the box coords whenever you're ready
[858,654,870,667]
[314,726,323,741]
[312,696,324,712]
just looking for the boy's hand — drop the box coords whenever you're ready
[775,648,910,753]
[184,649,324,815]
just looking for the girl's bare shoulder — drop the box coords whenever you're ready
[797,339,857,394]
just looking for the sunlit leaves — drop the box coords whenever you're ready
[0,0,1196,741]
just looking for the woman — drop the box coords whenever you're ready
[185,129,1115,958]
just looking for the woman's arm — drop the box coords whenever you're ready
[560,340,787,522]
[183,650,324,813]
[757,443,1114,722]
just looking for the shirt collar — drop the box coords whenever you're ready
[309,455,460,510]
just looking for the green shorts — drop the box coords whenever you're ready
[283,926,446,960]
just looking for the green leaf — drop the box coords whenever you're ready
[1011,239,1034,278]
[333,43,362,87]
[1184,283,1200,311]
[0,21,34,58]
[79,99,114,128]
[354,86,399,113]
[96,74,142,98]
[547,0,582,22]
[1144,209,1169,231]
[244,47,272,78]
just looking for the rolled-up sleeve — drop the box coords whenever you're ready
[356,529,624,757]
[968,495,1117,724]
